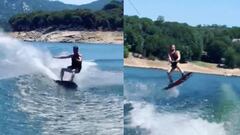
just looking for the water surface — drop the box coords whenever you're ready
[124,67,240,135]
[0,36,123,135]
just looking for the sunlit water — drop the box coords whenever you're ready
[0,34,123,135]
[124,67,240,135]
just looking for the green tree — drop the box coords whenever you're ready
[224,47,237,68]
[9,1,123,31]
[206,40,227,63]
[124,45,129,58]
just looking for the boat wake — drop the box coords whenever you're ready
[125,101,226,135]
[0,33,123,88]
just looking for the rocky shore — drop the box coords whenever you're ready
[9,30,123,44]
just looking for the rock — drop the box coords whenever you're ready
[9,30,123,44]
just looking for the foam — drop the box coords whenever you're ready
[0,33,58,79]
[128,101,226,135]
[0,33,123,87]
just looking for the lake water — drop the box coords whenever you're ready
[124,67,240,135]
[0,35,123,135]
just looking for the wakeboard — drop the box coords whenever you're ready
[164,72,193,90]
[55,80,78,89]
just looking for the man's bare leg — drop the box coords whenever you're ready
[176,66,184,77]
[60,68,73,81]
[70,70,76,82]
[167,68,174,84]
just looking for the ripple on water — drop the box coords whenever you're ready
[6,74,124,135]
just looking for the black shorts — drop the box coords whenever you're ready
[67,66,81,73]
[171,62,178,69]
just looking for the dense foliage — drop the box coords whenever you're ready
[0,0,123,31]
[124,15,240,68]
[9,1,123,31]
[0,0,78,31]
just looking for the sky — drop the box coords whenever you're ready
[124,0,240,27]
[56,0,97,5]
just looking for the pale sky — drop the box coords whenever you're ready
[56,0,97,5]
[125,0,240,27]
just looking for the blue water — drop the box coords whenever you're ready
[28,42,123,61]
[124,67,240,135]
[0,38,123,135]
[28,42,123,72]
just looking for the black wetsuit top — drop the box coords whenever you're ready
[68,54,82,73]
[169,51,178,68]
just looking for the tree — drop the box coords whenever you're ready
[124,15,240,67]
[224,47,237,68]
[206,40,227,63]
[157,16,164,23]
[124,45,129,58]
[9,1,123,31]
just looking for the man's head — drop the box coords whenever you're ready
[73,46,79,54]
[170,44,176,52]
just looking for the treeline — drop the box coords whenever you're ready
[9,1,123,31]
[124,15,240,68]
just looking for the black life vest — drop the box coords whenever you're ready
[71,54,82,69]
[170,51,178,61]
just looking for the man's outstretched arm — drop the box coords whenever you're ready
[54,55,72,59]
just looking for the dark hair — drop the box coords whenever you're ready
[73,46,78,50]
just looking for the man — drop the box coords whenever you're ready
[167,44,184,84]
[54,46,82,81]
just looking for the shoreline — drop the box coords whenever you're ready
[124,65,240,77]
[124,54,240,77]
[8,30,123,44]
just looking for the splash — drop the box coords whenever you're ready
[165,87,180,98]
[0,33,58,79]
[0,33,123,87]
[128,101,226,135]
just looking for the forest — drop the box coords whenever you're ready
[9,1,123,31]
[124,15,240,68]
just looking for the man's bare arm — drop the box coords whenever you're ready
[176,51,181,62]
[168,54,172,62]
[76,55,82,62]
[54,55,72,59]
